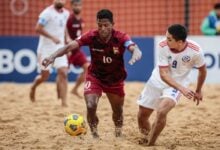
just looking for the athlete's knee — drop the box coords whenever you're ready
[86,100,97,112]
[40,72,50,81]
[112,105,123,115]
[138,106,153,119]
[58,69,68,79]
[156,109,168,121]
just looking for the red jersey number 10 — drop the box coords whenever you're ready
[103,56,112,64]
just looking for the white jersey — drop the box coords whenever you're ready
[37,5,69,54]
[150,39,205,88]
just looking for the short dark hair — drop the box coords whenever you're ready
[214,3,220,9]
[168,24,187,42]
[97,9,113,23]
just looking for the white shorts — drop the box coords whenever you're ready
[37,52,68,71]
[137,82,181,110]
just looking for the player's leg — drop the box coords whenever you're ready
[56,80,61,100]
[30,53,51,102]
[69,51,89,98]
[71,62,89,98]
[56,66,68,107]
[147,98,175,146]
[147,87,181,145]
[84,74,102,138]
[137,106,153,143]
[106,92,124,137]
[30,70,50,102]
[84,93,100,138]
[137,82,162,144]
[54,55,68,106]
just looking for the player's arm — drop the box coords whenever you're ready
[159,67,195,99]
[193,64,207,105]
[35,23,60,44]
[64,27,72,44]
[127,43,142,65]
[42,40,79,67]
[195,65,207,93]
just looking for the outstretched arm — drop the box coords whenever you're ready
[42,41,79,68]
[159,67,195,99]
[128,44,142,65]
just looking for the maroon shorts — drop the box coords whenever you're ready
[68,50,88,67]
[84,73,125,97]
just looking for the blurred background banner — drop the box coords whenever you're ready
[0,0,219,83]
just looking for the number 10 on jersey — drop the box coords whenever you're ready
[103,56,112,64]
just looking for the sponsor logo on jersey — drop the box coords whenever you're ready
[113,47,119,54]
[72,24,80,28]
[92,48,104,52]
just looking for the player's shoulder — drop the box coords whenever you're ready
[82,29,98,38]
[44,5,54,12]
[63,8,70,15]
[41,5,56,16]
[113,29,127,37]
[186,39,201,52]
[68,13,75,18]
[112,29,130,41]
[158,39,168,48]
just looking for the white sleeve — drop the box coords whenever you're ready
[194,50,205,68]
[38,8,51,26]
[157,46,169,67]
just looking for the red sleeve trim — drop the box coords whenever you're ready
[159,40,167,48]
[127,43,136,50]
[195,63,206,69]
[187,42,200,51]
[159,65,169,68]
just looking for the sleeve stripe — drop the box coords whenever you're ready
[159,65,169,68]
[124,40,135,48]
[195,63,206,69]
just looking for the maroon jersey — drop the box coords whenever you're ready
[66,13,84,40]
[66,13,87,63]
[76,29,135,85]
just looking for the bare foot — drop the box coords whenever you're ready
[71,88,83,99]
[91,128,100,139]
[91,131,99,139]
[29,87,36,102]
[138,138,148,145]
[115,127,122,137]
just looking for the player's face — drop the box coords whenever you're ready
[54,0,66,9]
[97,19,113,40]
[71,2,82,15]
[166,31,182,49]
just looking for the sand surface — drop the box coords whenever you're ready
[0,82,220,150]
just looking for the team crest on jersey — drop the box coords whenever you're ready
[182,55,191,62]
[113,47,119,54]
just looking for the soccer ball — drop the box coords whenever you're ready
[64,113,87,136]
